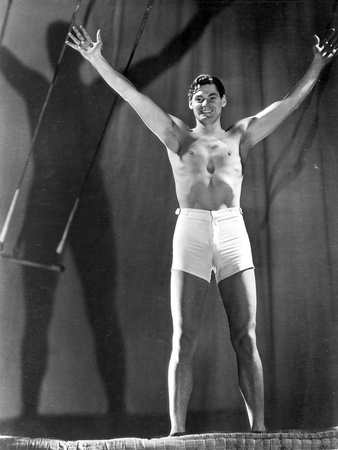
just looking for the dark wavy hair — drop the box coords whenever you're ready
[188,74,226,101]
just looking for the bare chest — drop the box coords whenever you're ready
[180,135,242,175]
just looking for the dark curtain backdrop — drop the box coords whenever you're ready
[0,0,338,433]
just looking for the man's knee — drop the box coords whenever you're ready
[230,323,257,356]
[172,328,199,359]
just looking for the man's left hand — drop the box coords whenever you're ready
[313,28,338,64]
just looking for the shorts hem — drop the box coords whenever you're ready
[171,267,211,283]
[216,265,255,284]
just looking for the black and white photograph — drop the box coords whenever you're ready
[0,1,337,448]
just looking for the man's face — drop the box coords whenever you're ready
[189,84,226,122]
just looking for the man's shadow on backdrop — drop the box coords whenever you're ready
[0,0,235,430]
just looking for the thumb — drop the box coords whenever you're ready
[96,29,101,43]
[314,34,321,46]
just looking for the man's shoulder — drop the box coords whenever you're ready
[169,114,191,132]
[228,116,254,134]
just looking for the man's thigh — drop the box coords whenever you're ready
[218,268,257,329]
[171,269,210,332]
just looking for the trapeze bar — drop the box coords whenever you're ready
[0,253,65,273]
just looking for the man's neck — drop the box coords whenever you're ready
[193,121,224,136]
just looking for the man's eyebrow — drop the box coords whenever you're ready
[193,90,219,98]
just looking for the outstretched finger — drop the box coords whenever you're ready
[322,28,337,51]
[325,27,336,44]
[72,25,84,42]
[67,31,80,46]
[314,34,321,47]
[330,33,338,49]
[80,26,93,43]
[330,47,338,60]
[66,40,79,51]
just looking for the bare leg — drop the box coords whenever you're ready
[218,269,266,432]
[168,269,210,436]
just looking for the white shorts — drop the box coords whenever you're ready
[172,207,254,283]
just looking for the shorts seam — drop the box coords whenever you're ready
[171,267,211,283]
[216,265,255,283]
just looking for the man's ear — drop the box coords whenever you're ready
[222,95,227,107]
[189,100,193,110]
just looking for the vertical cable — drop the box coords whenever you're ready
[0,0,13,45]
[56,0,156,256]
[0,0,83,251]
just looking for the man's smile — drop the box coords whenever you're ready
[200,108,213,114]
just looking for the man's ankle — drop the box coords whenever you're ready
[169,431,187,437]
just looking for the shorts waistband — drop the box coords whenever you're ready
[175,207,243,217]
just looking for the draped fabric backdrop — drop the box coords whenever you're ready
[0,0,338,434]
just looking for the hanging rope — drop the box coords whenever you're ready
[0,0,83,252]
[0,0,85,272]
[56,0,156,257]
[0,0,13,45]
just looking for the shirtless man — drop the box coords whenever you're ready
[67,26,338,434]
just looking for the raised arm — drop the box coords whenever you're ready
[66,26,181,153]
[241,28,338,151]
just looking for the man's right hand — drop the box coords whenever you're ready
[66,26,102,62]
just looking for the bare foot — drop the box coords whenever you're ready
[168,431,187,437]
